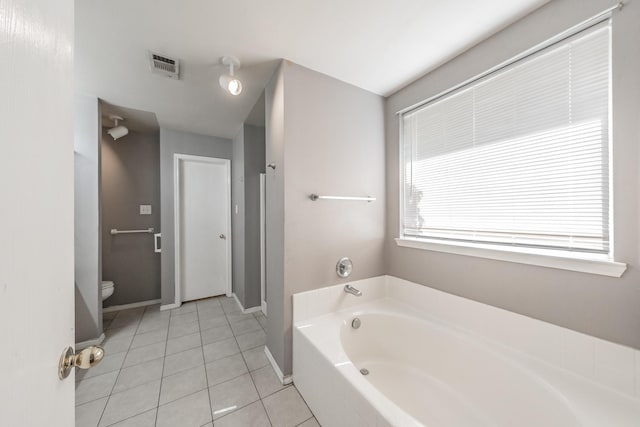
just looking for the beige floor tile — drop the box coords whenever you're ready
[168,320,200,338]
[202,337,239,363]
[75,397,108,427]
[159,365,207,405]
[105,324,138,340]
[163,347,204,377]
[200,324,234,345]
[155,389,212,427]
[102,335,134,355]
[112,358,164,393]
[251,364,288,398]
[165,331,201,356]
[242,346,269,371]
[169,310,198,326]
[209,373,259,419]
[108,409,156,427]
[197,305,226,319]
[214,401,271,427]
[297,417,320,427]
[130,328,167,349]
[136,317,169,335]
[230,318,262,336]
[199,315,228,331]
[255,313,268,329]
[196,296,222,309]
[78,309,316,427]
[205,353,248,386]
[262,387,312,427]
[236,329,266,351]
[122,341,165,368]
[169,302,197,316]
[98,380,161,427]
[75,371,119,405]
[226,311,257,324]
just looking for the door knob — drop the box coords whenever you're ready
[219,234,226,240]
[58,346,104,380]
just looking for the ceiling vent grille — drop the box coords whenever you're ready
[148,52,180,79]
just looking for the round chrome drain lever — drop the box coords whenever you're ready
[360,368,369,375]
[351,318,361,329]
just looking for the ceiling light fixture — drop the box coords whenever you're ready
[219,56,243,96]
[107,115,129,140]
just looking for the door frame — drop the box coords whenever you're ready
[260,173,267,315]
[173,153,232,306]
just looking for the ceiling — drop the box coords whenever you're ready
[101,102,159,133]
[76,0,548,139]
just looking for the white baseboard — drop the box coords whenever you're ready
[261,301,267,316]
[232,293,263,314]
[160,302,180,311]
[103,299,161,313]
[76,333,105,350]
[264,346,292,385]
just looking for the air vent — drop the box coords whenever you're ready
[148,52,180,79]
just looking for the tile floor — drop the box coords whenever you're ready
[76,296,319,427]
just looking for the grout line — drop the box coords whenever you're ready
[196,299,215,425]
[293,387,316,424]
[259,398,275,426]
[156,384,210,410]
[296,416,314,427]
[217,298,266,423]
[257,382,292,400]
[96,309,143,427]
[87,299,282,427]
[100,408,156,427]
[153,305,170,427]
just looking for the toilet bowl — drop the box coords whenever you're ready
[101,281,115,301]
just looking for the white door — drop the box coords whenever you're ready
[176,155,231,302]
[0,0,75,425]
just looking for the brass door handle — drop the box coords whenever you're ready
[58,346,104,379]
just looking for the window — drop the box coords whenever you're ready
[400,20,616,265]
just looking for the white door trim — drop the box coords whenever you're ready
[173,154,232,306]
[260,173,267,316]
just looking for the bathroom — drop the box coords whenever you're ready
[1,0,639,426]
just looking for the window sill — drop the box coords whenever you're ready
[394,238,627,278]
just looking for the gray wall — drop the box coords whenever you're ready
[385,0,640,350]
[231,123,266,309]
[232,127,246,305]
[265,61,386,374]
[265,64,287,370]
[160,128,233,305]
[101,129,161,307]
[243,124,266,308]
[74,94,103,343]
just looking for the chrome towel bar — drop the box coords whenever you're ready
[309,194,376,202]
[110,228,154,235]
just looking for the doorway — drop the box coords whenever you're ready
[174,154,231,303]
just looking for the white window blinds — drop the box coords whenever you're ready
[401,21,611,255]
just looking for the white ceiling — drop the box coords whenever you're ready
[76,0,548,139]
[101,102,159,133]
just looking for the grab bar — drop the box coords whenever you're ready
[110,228,154,235]
[309,194,376,202]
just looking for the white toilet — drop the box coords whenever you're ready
[101,281,115,301]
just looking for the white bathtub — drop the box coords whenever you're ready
[292,276,640,427]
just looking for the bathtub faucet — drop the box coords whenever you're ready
[344,284,362,297]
